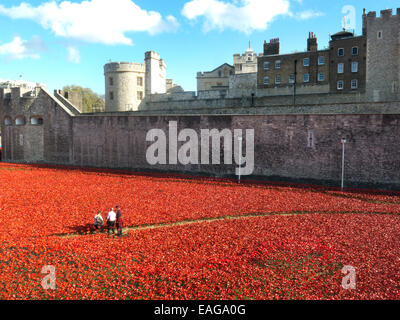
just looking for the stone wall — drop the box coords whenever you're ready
[2,88,400,189]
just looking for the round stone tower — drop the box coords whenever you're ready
[104,61,146,112]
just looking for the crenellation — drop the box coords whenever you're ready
[380,9,393,18]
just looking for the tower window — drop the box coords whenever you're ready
[137,77,143,86]
[30,117,43,125]
[377,31,383,39]
[109,77,113,86]
[4,117,12,126]
[15,116,25,126]
[137,91,143,100]
[352,62,358,73]
[110,92,114,100]
[338,48,344,57]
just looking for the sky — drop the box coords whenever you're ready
[0,0,398,94]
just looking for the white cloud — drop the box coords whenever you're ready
[67,46,80,63]
[295,10,324,20]
[0,0,179,46]
[0,36,46,60]
[182,0,290,33]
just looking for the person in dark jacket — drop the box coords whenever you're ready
[116,205,123,236]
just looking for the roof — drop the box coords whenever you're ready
[331,30,355,40]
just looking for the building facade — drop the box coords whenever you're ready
[257,8,400,101]
[233,43,262,74]
[258,34,330,95]
[197,63,234,92]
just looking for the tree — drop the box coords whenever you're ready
[62,85,105,113]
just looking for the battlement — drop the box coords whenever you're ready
[1,86,40,100]
[145,51,161,60]
[366,8,400,19]
[104,61,145,74]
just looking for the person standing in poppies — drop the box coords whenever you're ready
[107,208,116,235]
[94,211,104,230]
[116,205,123,236]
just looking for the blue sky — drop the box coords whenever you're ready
[0,0,398,94]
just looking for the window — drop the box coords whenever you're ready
[218,71,222,77]
[337,80,344,90]
[30,117,43,125]
[352,62,358,73]
[289,74,295,84]
[318,72,325,82]
[263,61,270,70]
[263,76,270,85]
[110,92,114,100]
[338,48,344,57]
[15,116,25,126]
[137,77,143,86]
[303,73,310,83]
[318,56,325,65]
[275,60,281,69]
[137,91,143,100]
[351,79,358,89]
[109,77,113,86]
[275,75,281,84]
[338,63,344,74]
[352,47,359,55]
[4,117,12,126]
[303,58,310,67]
[377,31,383,39]
[229,71,233,76]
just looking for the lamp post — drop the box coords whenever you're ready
[238,136,242,184]
[341,138,347,189]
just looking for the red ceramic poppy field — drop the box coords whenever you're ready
[0,162,400,300]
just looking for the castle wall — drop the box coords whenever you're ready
[2,88,400,189]
[366,9,400,102]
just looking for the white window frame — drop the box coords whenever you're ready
[337,80,344,90]
[338,63,344,74]
[303,58,310,67]
[338,48,344,57]
[351,79,358,89]
[275,75,281,84]
[289,74,295,84]
[352,62,358,73]
[263,76,270,85]
[275,60,281,69]
[318,72,325,82]
[263,61,270,70]
[303,73,310,83]
[318,56,325,65]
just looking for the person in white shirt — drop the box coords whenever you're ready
[107,208,116,234]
